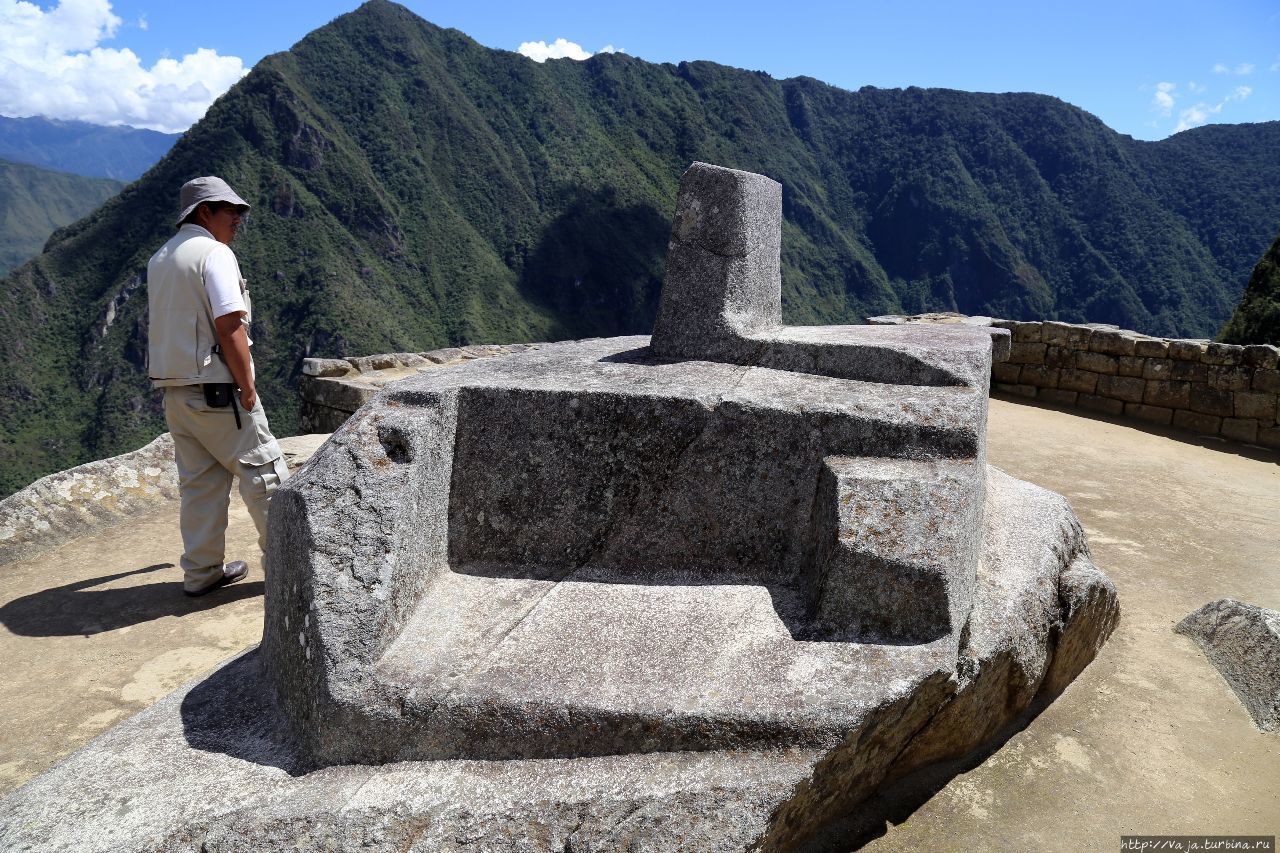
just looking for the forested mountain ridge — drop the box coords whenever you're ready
[0,159,122,274]
[1,0,1278,496]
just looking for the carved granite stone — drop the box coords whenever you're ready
[0,163,1118,851]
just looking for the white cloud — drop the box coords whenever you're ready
[1212,61,1255,75]
[0,0,248,133]
[1175,102,1217,132]
[518,38,592,62]
[136,15,146,31]
[517,38,623,63]
[1151,81,1176,116]
[1188,80,1206,93]
[1173,86,1251,133]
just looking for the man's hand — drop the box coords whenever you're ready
[213,311,258,411]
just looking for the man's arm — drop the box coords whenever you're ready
[213,312,257,411]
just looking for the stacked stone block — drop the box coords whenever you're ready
[991,320,1280,448]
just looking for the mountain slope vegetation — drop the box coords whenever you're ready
[1,0,1278,496]
[0,159,122,274]
[1220,230,1280,345]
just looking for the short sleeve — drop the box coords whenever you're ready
[203,245,247,319]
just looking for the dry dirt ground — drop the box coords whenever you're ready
[0,400,1277,850]
[863,398,1280,851]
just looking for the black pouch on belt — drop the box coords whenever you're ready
[203,382,235,407]
[203,382,243,428]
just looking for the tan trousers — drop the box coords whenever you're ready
[163,385,289,591]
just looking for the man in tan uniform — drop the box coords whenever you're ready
[147,176,289,596]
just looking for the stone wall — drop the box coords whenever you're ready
[993,320,1279,448]
[869,313,1280,449]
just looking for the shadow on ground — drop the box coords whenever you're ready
[0,562,263,636]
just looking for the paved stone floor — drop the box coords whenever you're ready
[0,402,1276,850]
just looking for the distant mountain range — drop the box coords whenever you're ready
[0,115,179,181]
[0,159,121,275]
[0,0,1278,497]
[0,117,172,275]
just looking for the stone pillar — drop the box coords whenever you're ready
[650,162,782,361]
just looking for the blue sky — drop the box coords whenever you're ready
[1,0,1276,139]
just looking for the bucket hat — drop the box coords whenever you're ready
[176,176,250,226]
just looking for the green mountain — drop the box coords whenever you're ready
[1,0,1278,496]
[0,159,122,274]
[1220,231,1280,345]
[0,115,179,181]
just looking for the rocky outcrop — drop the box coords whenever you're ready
[1177,599,1280,732]
[0,433,178,565]
[0,464,1118,852]
[0,432,330,566]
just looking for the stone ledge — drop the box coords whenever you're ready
[864,312,1011,362]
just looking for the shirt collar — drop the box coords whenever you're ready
[179,223,216,240]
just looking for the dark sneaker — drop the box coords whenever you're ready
[184,560,249,597]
